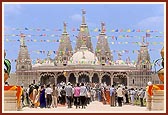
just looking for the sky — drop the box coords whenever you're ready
[3,3,165,73]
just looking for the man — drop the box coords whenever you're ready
[125,87,129,104]
[65,82,73,108]
[110,85,116,107]
[45,84,53,108]
[130,88,135,105]
[52,84,58,108]
[116,85,123,107]
[138,88,145,107]
[80,83,87,109]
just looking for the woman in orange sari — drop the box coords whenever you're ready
[29,85,39,108]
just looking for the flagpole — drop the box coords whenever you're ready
[146,32,150,44]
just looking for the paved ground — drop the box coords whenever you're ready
[20,101,154,113]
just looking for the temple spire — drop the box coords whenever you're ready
[16,33,32,71]
[101,22,105,33]
[95,22,113,64]
[82,9,86,24]
[47,51,51,59]
[63,22,67,33]
[118,53,122,60]
[75,9,93,53]
[142,36,145,43]
[82,35,87,46]
[56,22,73,65]
[20,33,26,46]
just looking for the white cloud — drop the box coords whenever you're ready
[4,4,22,16]
[136,16,164,29]
[70,14,82,22]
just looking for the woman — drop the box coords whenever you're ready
[40,85,46,108]
[74,83,80,109]
[29,85,39,108]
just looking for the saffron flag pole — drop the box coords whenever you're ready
[101,22,105,32]
[146,32,151,37]
[82,9,86,14]
[146,32,150,43]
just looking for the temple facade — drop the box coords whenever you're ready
[15,10,157,88]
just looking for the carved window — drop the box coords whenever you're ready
[133,79,134,84]
[63,57,66,60]
[21,66,24,69]
[143,65,146,69]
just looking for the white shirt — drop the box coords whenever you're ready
[116,87,123,97]
[45,87,53,94]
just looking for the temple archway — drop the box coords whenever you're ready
[92,73,99,83]
[113,72,127,86]
[40,72,55,85]
[69,73,76,85]
[78,74,89,83]
[57,75,66,84]
[40,76,49,85]
[102,74,111,86]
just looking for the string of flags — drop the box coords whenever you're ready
[6,58,162,67]
[4,27,164,33]
[5,48,162,55]
[4,38,163,45]
[4,34,163,39]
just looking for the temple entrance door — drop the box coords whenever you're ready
[41,76,49,85]
[113,72,127,86]
[57,75,66,84]
[102,75,111,86]
[40,72,55,85]
[92,73,99,83]
[78,74,89,83]
[69,73,76,85]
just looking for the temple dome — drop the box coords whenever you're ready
[68,45,99,65]
[32,63,42,68]
[40,62,54,66]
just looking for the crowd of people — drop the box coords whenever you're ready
[20,82,147,109]
[109,85,146,107]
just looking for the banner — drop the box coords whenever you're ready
[4,27,164,33]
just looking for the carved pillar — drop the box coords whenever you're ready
[76,77,78,83]
[99,77,101,84]
[88,72,91,83]
[55,73,57,85]
[127,76,129,87]
[55,77,57,85]
[90,72,93,83]
[110,72,114,86]
[99,73,102,84]
[74,72,79,83]
[66,76,68,83]
[111,76,113,86]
